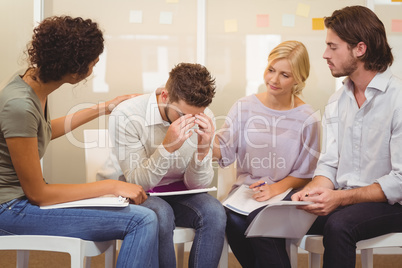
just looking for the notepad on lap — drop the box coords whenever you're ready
[40,195,129,209]
[222,185,292,216]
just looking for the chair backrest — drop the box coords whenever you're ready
[217,162,237,201]
[83,129,111,183]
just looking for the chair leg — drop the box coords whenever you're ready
[286,239,299,268]
[85,257,91,268]
[104,241,117,268]
[16,250,29,268]
[361,248,374,268]
[218,235,229,268]
[308,252,321,268]
[176,243,185,268]
[70,250,85,268]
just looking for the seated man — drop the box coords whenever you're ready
[292,6,402,268]
[99,63,226,268]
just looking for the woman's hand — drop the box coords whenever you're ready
[100,94,141,115]
[250,180,274,202]
[114,181,148,205]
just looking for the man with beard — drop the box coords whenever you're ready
[291,6,402,268]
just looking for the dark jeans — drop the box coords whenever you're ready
[308,202,402,268]
[226,206,291,268]
[227,201,402,268]
[225,190,296,268]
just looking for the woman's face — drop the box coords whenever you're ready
[264,59,296,97]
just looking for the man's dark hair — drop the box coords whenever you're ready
[166,63,216,107]
[324,5,393,72]
[27,16,104,83]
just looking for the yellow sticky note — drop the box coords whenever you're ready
[296,3,310,18]
[312,18,325,30]
[391,0,402,2]
[392,19,402,32]
[225,19,238,33]
[256,14,269,27]
[166,0,179,3]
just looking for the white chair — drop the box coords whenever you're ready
[84,129,228,268]
[0,235,116,268]
[0,131,117,268]
[298,233,402,268]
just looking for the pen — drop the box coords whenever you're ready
[253,181,267,188]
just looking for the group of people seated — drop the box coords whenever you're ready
[1,5,402,268]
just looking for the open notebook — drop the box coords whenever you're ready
[222,185,292,216]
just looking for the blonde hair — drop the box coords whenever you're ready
[265,40,310,96]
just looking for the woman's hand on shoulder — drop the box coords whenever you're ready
[100,94,141,115]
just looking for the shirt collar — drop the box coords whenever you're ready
[144,90,170,127]
[342,68,392,94]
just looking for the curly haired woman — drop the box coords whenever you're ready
[0,16,158,267]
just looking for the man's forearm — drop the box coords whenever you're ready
[338,183,387,206]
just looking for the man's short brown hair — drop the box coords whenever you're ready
[166,63,216,107]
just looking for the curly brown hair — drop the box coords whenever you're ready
[27,16,104,83]
[166,63,216,107]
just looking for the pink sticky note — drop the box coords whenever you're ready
[392,19,402,32]
[257,14,269,27]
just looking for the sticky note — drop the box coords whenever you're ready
[129,10,142,24]
[296,3,310,18]
[166,0,179,2]
[256,14,269,27]
[282,14,295,27]
[391,0,402,2]
[160,11,173,25]
[312,18,325,30]
[225,19,238,33]
[392,19,402,32]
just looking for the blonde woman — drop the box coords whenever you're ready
[213,40,320,267]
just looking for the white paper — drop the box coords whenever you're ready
[40,196,129,209]
[222,185,292,216]
[245,201,317,239]
[148,187,217,196]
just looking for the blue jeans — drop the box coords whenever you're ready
[0,198,159,268]
[141,193,226,268]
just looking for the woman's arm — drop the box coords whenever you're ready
[6,136,147,206]
[250,176,311,202]
[51,94,139,139]
[212,135,222,161]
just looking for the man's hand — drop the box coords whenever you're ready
[163,114,196,153]
[292,187,342,216]
[194,113,215,160]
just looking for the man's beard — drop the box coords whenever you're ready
[331,53,358,78]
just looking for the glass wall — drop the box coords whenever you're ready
[2,0,400,185]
